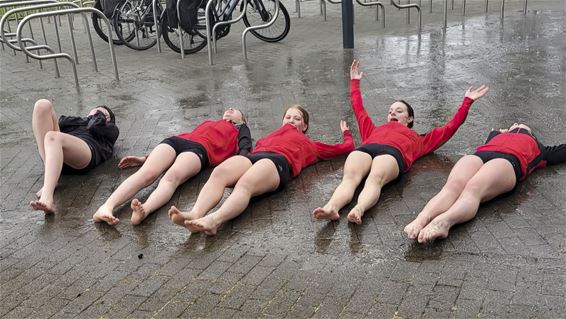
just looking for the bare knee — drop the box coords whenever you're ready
[44,131,62,144]
[366,171,388,186]
[136,167,163,185]
[34,99,54,115]
[209,165,232,185]
[443,178,468,195]
[161,170,184,185]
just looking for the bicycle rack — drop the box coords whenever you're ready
[0,0,57,52]
[152,0,161,52]
[206,0,248,65]
[16,7,119,87]
[320,0,340,22]
[241,0,278,60]
[1,2,81,73]
[355,0,385,27]
[390,0,420,32]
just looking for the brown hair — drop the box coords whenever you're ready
[396,100,414,128]
[284,104,310,133]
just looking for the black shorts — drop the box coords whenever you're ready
[160,136,209,168]
[245,152,291,188]
[356,144,405,173]
[473,151,521,183]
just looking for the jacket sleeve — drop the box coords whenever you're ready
[313,130,355,160]
[237,124,253,155]
[58,115,88,133]
[418,97,474,156]
[350,79,376,142]
[88,112,120,145]
[542,144,566,166]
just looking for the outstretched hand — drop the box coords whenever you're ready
[118,155,146,169]
[465,85,489,100]
[350,59,363,80]
[340,120,350,133]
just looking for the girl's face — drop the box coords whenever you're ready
[282,108,308,133]
[223,108,245,124]
[89,107,111,123]
[387,102,413,127]
[509,123,532,133]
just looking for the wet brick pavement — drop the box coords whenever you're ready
[1,0,565,317]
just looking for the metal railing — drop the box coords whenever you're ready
[355,0,385,27]
[16,7,119,86]
[390,0,420,32]
[241,0,279,59]
[206,0,248,65]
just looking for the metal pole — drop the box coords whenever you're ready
[341,0,353,48]
[443,0,447,29]
[462,0,466,16]
[152,0,161,52]
[67,14,79,64]
[523,0,527,14]
[176,0,184,59]
[500,0,504,21]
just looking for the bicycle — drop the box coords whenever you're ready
[113,0,163,50]
[161,0,290,55]
[92,0,127,44]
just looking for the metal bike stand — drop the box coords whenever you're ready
[17,7,119,87]
[355,0,384,26]
[241,0,279,59]
[500,0,504,21]
[177,0,185,58]
[443,0,447,28]
[463,0,466,15]
[390,0,420,32]
[1,2,75,72]
[207,0,248,65]
[296,0,300,18]
[0,0,57,52]
[152,0,161,52]
[321,0,342,21]
[523,0,527,14]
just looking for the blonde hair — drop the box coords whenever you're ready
[283,104,309,132]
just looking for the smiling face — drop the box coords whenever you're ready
[223,108,245,124]
[509,123,532,133]
[387,101,414,128]
[88,107,112,123]
[282,106,308,133]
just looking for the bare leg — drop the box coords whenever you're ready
[30,132,91,214]
[185,159,280,235]
[418,159,516,243]
[313,151,372,221]
[131,152,202,225]
[346,155,400,224]
[404,155,483,239]
[32,99,60,161]
[169,156,251,226]
[31,99,60,198]
[93,144,176,225]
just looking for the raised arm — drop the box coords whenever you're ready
[420,85,489,155]
[313,120,355,160]
[87,111,120,144]
[237,124,252,155]
[350,60,376,141]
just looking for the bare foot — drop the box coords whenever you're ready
[30,200,55,214]
[184,215,218,235]
[418,219,450,243]
[130,199,149,225]
[404,217,430,240]
[118,155,146,169]
[35,188,43,198]
[312,205,340,221]
[347,206,364,225]
[93,204,120,225]
[168,206,200,226]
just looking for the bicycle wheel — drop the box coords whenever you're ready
[92,0,124,45]
[160,11,207,54]
[242,0,290,43]
[114,1,158,50]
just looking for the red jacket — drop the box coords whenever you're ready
[177,120,247,166]
[476,130,566,180]
[251,124,355,177]
[350,79,473,171]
